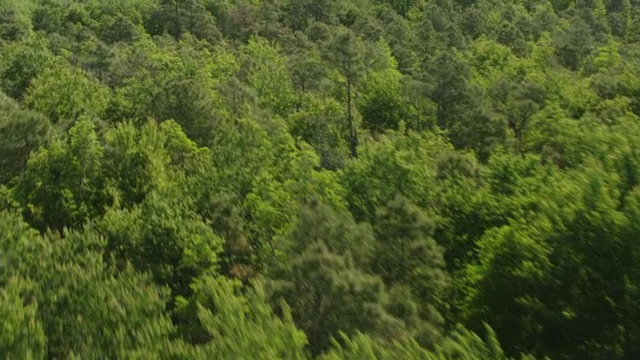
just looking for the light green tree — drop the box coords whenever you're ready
[24,60,110,125]
[15,117,113,232]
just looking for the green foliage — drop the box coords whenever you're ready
[245,36,297,118]
[0,210,175,359]
[181,276,308,359]
[277,241,403,356]
[36,229,174,359]
[321,324,536,360]
[102,121,169,207]
[0,278,45,360]
[341,130,446,223]
[0,1,32,44]
[23,60,110,125]
[287,200,376,262]
[372,194,450,344]
[150,74,223,146]
[289,94,349,169]
[99,186,223,297]
[322,26,367,157]
[0,35,53,100]
[2,0,640,358]
[145,0,220,44]
[0,92,50,183]
[320,332,431,359]
[15,117,112,232]
[358,41,405,133]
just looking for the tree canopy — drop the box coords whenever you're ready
[1,0,640,358]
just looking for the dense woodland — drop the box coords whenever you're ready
[1,0,640,358]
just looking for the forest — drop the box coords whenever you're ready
[1,0,640,358]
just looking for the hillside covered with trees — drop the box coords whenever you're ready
[1,0,640,358]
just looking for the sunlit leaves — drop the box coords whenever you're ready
[24,60,110,125]
[16,118,112,232]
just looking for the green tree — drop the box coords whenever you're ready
[23,60,110,125]
[321,324,534,360]
[286,200,376,263]
[278,241,404,356]
[491,79,546,155]
[102,121,168,208]
[99,186,222,298]
[323,26,366,158]
[619,186,640,357]
[372,194,450,343]
[289,94,350,169]
[0,35,53,100]
[177,276,308,358]
[244,36,296,118]
[0,211,175,359]
[552,16,594,70]
[320,332,430,360]
[576,0,610,39]
[358,40,406,133]
[145,0,220,44]
[15,118,112,232]
[426,50,473,131]
[341,130,446,223]
[0,5,30,44]
[0,92,50,184]
[283,0,340,30]
[203,0,259,41]
[0,278,46,360]
[461,219,555,358]
[151,76,224,146]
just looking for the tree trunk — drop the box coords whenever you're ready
[347,80,358,158]
[174,2,181,38]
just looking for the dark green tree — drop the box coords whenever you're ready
[372,194,450,343]
[278,241,404,356]
[322,27,366,158]
[0,35,53,100]
[145,0,220,44]
[0,92,50,184]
